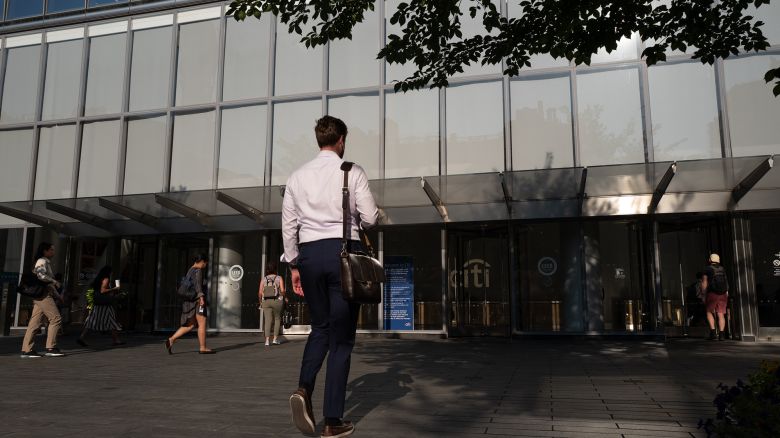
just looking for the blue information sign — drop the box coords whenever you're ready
[383,256,414,330]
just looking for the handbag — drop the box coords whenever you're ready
[17,272,49,300]
[282,305,295,329]
[176,269,199,301]
[338,162,385,304]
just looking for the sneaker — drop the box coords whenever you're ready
[290,388,316,435]
[20,351,42,358]
[272,339,283,345]
[321,421,354,438]
[44,348,65,357]
[707,330,717,341]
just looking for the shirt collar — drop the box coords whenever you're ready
[317,149,342,160]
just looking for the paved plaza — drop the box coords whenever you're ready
[1,332,778,438]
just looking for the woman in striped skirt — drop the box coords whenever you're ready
[77,266,124,347]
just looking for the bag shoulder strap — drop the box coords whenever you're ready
[340,161,354,256]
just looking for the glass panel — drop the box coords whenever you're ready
[1,45,41,123]
[0,129,34,201]
[584,221,647,332]
[214,234,262,330]
[517,222,583,332]
[385,226,442,330]
[385,89,439,178]
[175,19,220,106]
[385,0,416,83]
[751,1,780,46]
[7,0,43,19]
[223,16,270,101]
[48,0,84,13]
[506,2,570,70]
[85,33,127,116]
[274,20,323,95]
[218,105,267,189]
[724,54,780,157]
[576,68,645,166]
[451,0,501,78]
[34,124,77,200]
[270,99,322,185]
[89,0,127,6]
[510,74,574,170]
[129,26,172,111]
[750,217,780,327]
[170,111,215,191]
[328,94,380,179]
[124,116,167,195]
[649,62,721,161]
[77,120,120,197]
[0,228,24,274]
[446,81,504,175]
[448,229,510,335]
[329,1,378,90]
[42,39,84,120]
[590,33,639,64]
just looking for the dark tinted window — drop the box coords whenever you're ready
[88,0,128,6]
[48,0,85,13]
[6,0,44,20]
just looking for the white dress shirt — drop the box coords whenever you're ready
[282,150,379,264]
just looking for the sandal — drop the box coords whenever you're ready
[165,339,173,355]
[198,349,216,354]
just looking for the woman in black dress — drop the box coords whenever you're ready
[78,265,123,346]
[165,254,214,354]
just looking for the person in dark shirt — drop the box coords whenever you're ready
[702,253,729,341]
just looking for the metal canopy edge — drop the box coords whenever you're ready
[215,191,264,224]
[45,201,113,232]
[0,204,67,232]
[731,156,774,207]
[154,194,213,228]
[577,168,588,216]
[98,198,161,230]
[648,162,677,214]
[499,172,513,217]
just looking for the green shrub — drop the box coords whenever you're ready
[700,361,780,437]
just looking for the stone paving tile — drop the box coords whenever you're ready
[1,334,777,437]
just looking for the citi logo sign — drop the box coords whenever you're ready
[449,259,491,288]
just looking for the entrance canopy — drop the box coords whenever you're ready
[0,155,775,237]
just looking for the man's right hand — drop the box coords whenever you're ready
[291,268,304,297]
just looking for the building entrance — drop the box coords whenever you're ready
[658,218,726,337]
[448,226,510,336]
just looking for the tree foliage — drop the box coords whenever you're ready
[228,0,779,96]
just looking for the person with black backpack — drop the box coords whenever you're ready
[702,253,729,341]
[260,262,286,347]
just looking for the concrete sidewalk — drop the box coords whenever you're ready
[1,332,777,438]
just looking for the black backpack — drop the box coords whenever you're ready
[709,265,729,295]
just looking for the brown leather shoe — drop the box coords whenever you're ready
[321,421,354,438]
[289,388,315,435]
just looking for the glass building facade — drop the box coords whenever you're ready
[0,1,779,340]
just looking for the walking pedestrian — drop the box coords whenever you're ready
[20,242,65,358]
[260,262,286,347]
[702,253,729,341]
[77,266,124,347]
[283,115,379,437]
[165,254,214,354]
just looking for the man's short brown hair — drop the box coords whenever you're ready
[314,115,348,147]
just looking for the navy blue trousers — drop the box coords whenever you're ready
[297,238,360,419]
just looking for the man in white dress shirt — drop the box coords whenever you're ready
[283,116,378,438]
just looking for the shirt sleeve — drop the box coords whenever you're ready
[281,177,300,264]
[352,165,378,229]
[34,259,55,283]
[194,269,205,298]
